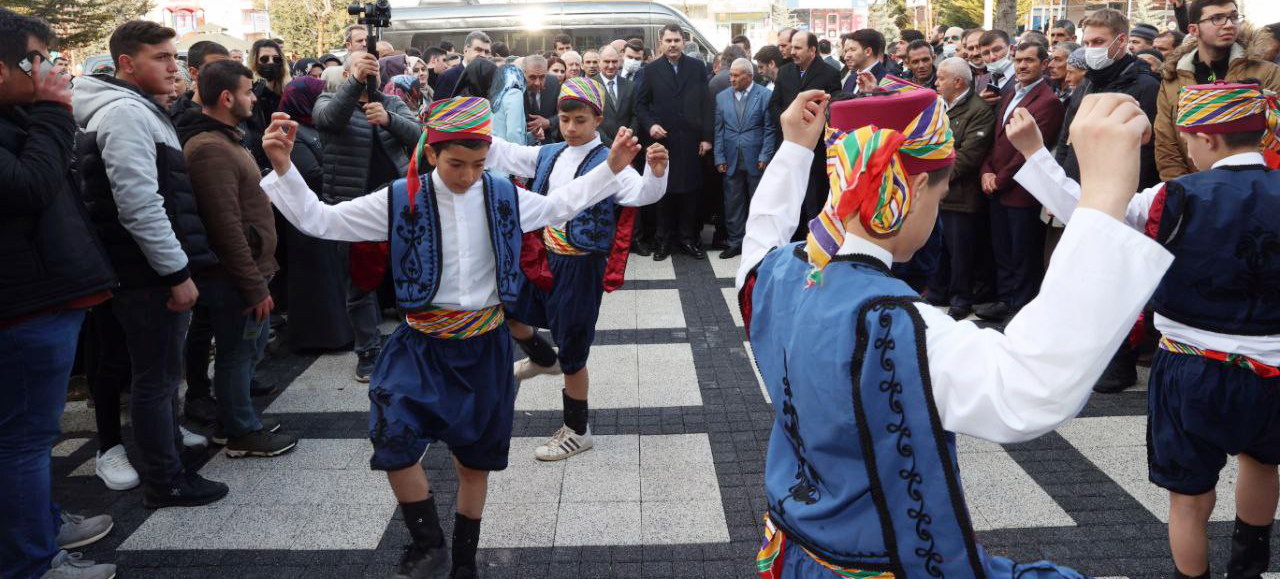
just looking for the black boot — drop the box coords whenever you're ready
[1226,517,1273,579]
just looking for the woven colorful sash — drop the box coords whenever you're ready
[405,305,505,339]
[757,515,894,579]
[1159,336,1280,378]
[542,226,589,256]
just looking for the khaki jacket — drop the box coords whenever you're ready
[1155,27,1280,181]
[941,89,996,214]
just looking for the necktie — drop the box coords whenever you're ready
[608,79,617,103]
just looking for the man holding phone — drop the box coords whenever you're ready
[175,59,298,458]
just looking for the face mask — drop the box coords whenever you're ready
[623,57,642,73]
[942,43,958,57]
[1084,36,1121,70]
[988,55,1011,74]
[258,63,283,80]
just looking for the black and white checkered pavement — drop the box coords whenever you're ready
[50,250,1279,578]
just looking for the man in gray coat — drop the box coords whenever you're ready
[312,50,422,382]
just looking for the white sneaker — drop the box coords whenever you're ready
[534,425,593,461]
[179,426,208,449]
[514,358,562,381]
[94,445,139,491]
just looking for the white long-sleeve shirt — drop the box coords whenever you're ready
[260,161,629,310]
[1014,147,1280,365]
[484,135,667,219]
[737,141,1174,444]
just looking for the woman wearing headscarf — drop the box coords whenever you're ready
[405,55,432,101]
[292,57,324,79]
[383,74,424,114]
[277,76,355,351]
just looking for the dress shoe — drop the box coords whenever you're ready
[719,246,742,259]
[947,305,973,321]
[653,244,670,262]
[973,302,1012,322]
[680,243,707,260]
[631,242,652,257]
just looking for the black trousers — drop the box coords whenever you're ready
[928,209,983,308]
[989,202,1045,309]
[794,150,828,241]
[656,192,700,246]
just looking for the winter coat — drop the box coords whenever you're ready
[313,76,422,203]
[1155,26,1280,181]
[73,74,216,289]
[0,102,116,321]
[1054,53,1162,189]
[175,110,279,305]
[940,90,996,214]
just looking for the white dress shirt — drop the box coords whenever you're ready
[484,135,668,230]
[734,82,753,102]
[1014,148,1280,364]
[1002,77,1044,123]
[260,160,630,310]
[737,141,1174,443]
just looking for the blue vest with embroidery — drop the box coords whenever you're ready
[388,172,523,311]
[1152,166,1280,335]
[529,142,615,253]
[749,243,1083,579]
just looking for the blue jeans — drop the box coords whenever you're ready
[112,287,190,487]
[195,277,268,438]
[0,309,85,579]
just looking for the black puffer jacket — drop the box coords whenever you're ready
[313,77,421,203]
[0,103,116,320]
[1054,53,1162,189]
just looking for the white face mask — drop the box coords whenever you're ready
[1084,36,1121,70]
[988,55,1011,74]
[942,43,958,57]
[623,57,642,73]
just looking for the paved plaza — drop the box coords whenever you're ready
[51,252,1280,578]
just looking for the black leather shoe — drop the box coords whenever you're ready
[973,302,1012,322]
[681,243,707,260]
[395,541,450,579]
[632,242,652,257]
[719,246,742,259]
[947,305,973,321]
[249,378,277,397]
[653,244,670,261]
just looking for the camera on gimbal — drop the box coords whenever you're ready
[347,0,391,29]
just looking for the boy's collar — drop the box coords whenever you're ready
[1211,151,1266,169]
[836,232,894,268]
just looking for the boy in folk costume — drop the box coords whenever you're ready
[1009,82,1280,579]
[737,88,1174,577]
[486,77,669,461]
[256,99,667,579]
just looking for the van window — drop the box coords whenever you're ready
[412,28,645,57]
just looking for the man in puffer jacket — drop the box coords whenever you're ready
[312,50,421,382]
[1154,1,1280,181]
[73,20,228,509]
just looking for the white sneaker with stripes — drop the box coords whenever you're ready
[514,358,562,381]
[534,425,593,461]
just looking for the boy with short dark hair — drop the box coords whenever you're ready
[260,97,666,579]
[481,76,669,461]
[1010,83,1280,579]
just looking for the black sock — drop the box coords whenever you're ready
[515,333,558,368]
[1173,567,1210,579]
[401,496,443,547]
[1227,517,1272,578]
[451,512,481,572]
[563,389,588,435]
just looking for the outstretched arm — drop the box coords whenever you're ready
[736,90,831,289]
[485,135,543,178]
[926,94,1174,443]
[518,127,644,231]
[261,114,389,242]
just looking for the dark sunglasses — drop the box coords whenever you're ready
[258,55,283,64]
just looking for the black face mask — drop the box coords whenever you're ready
[258,63,283,80]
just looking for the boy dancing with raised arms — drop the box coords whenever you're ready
[737,87,1173,577]
[1008,82,1280,579]
[483,76,668,460]
[257,97,666,579]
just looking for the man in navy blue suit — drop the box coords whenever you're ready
[840,29,888,93]
[713,58,777,258]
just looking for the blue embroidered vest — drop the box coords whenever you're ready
[387,172,523,311]
[1152,166,1280,335]
[529,142,615,253]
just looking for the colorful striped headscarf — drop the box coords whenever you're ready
[1176,82,1280,151]
[804,90,954,285]
[559,76,606,114]
[406,97,494,211]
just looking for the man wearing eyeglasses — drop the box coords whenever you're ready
[1154,0,1280,180]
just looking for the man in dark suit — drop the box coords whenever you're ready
[594,45,635,144]
[635,23,714,260]
[714,58,776,258]
[767,30,842,238]
[521,54,562,143]
[435,30,491,99]
[840,29,888,92]
[978,41,1064,322]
